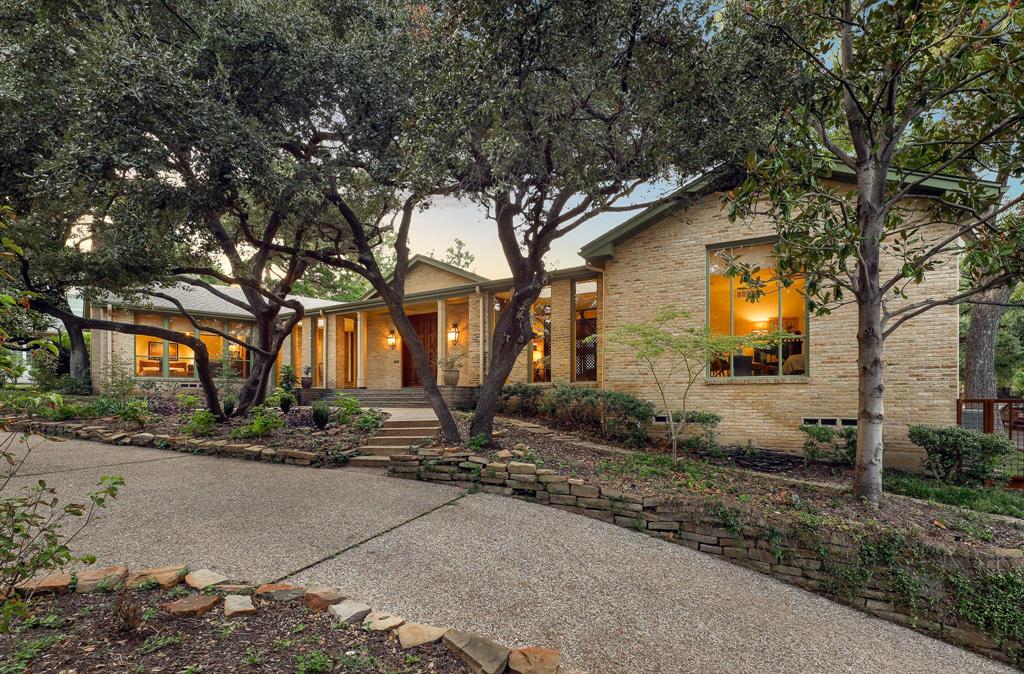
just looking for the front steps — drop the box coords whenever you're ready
[348,417,441,468]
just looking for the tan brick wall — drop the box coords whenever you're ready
[600,193,959,471]
[550,279,572,381]
[466,293,484,386]
[366,311,403,388]
[403,264,475,294]
[443,300,472,385]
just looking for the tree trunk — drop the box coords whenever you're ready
[852,170,887,506]
[386,303,462,443]
[64,320,90,382]
[963,283,1015,398]
[470,284,543,441]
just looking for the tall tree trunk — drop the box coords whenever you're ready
[963,283,1015,398]
[470,284,542,441]
[64,320,89,382]
[232,316,280,417]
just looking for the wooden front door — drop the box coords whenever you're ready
[402,313,437,387]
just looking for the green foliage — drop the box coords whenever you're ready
[883,473,1024,520]
[295,649,332,674]
[354,408,385,433]
[0,350,26,390]
[222,396,237,418]
[102,357,138,412]
[799,424,856,466]
[949,568,1024,647]
[311,401,331,430]
[116,399,150,428]
[278,366,298,394]
[229,405,283,439]
[539,383,655,447]
[176,393,200,411]
[138,633,182,655]
[683,410,722,452]
[182,409,217,437]
[1,633,62,674]
[467,434,489,450]
[332,393,360,424]
[497,383,544,416]
[1,431,123,632]
[908,425,1015,483]
[265,387,296,414]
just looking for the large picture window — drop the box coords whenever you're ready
[708,241,806,378]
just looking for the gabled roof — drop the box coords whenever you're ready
[357,254,489,300]
[105,283,336,319]
[578,164,1005,262]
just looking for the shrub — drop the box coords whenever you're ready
[279,392,293,414]
[799,424,857,466]
[908,425,1015,483]
[684,410,722,452]
[176,393,200,411]
[230,405,283,439]
[354,408,385,433]
[1,430,123,631]
[540,383,654,446]
[116,400,151,428]
[102,356,138,409]
[311,401,330,430]
[498,383,543,415]
[332,393,360,424]
[279,365,297,393]
[182,409,217,437]
[222,396,237,417]
[112,588,143,634]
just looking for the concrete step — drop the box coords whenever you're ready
[348,455,391,468]
[365,435,431,447]
[375,426,439,437]
[382,419,441,429]
[359,446,416,456]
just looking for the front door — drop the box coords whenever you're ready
[402,313,437,387]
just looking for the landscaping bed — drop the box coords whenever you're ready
[0,589,468,674]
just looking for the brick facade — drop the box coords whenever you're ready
[599,193,958,470]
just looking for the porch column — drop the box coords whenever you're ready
[436,299,447,384]
[356,311,367,388]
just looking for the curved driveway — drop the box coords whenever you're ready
[5,433,1011,674]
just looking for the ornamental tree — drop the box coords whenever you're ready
[729,0,1024,504]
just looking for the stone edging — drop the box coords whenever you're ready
[5,417,344,467]
[390,448,1024,668]
[16,564,571,674]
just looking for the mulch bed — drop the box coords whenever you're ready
[86,404,389,464]
[0,589,468,674]
[434,414,1024,551]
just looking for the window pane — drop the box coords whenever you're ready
[731,243,779,377]
[780,275,807,375]
[573,279,598,382]
[708,249,732,376]
[134,313,164,377]
[227,321,251,378]
[530,287,552,383]
[167,316,196,378]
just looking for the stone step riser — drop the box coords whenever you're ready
[365,436,431,447]
[349,455,391,467]
[382,420,441,429]
[375,427,439,437]
[360,446,414,456]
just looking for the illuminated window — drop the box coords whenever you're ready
[134,313,165,377]
[227,321,251,378]
[167,316,196,378]
[529,287,552,383]
[708,241,806,378]
[573,279,599,382]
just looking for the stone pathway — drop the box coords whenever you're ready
[5,432,1012,674]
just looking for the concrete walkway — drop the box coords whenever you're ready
[4,432,1010,674]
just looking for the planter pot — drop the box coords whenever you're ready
[443,369,461,387]
[300,376,313,389]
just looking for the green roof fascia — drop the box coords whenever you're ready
[322,265,597,314]
[579,164,1004,262]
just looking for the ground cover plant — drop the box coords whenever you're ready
[0,588,469,673]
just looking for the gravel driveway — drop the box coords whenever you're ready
[5,432,1011,674]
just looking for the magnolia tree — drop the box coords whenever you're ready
[730,0,1024,504]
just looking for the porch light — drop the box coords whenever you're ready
[386,330,397,350]
[447,323,460,343]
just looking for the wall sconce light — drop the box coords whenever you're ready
[447,323,460,343]
[386,330,397,350]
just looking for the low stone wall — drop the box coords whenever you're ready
[8,418,333,467]
[391,448,1024,668]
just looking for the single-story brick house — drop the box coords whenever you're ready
[88,167,974,468]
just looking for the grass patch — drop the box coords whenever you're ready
[2,634,62,674]
[884,472,1024,520]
